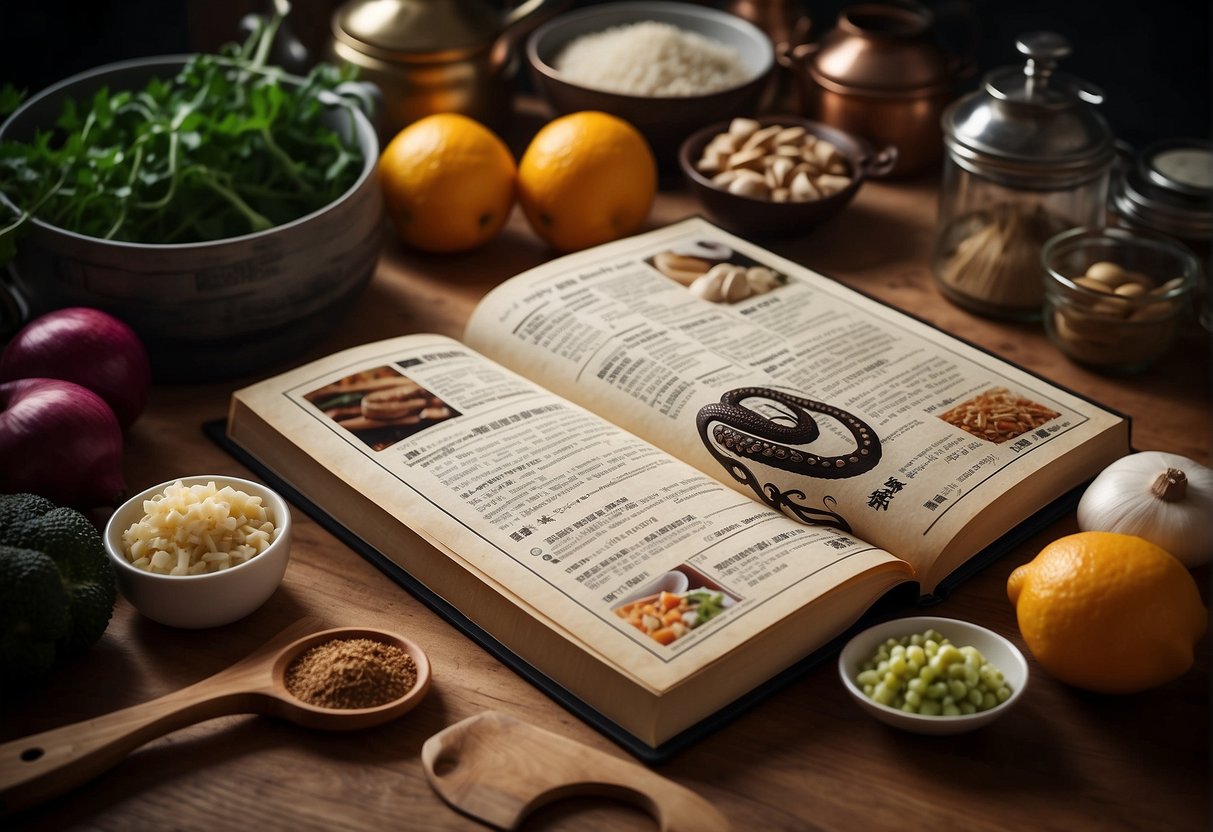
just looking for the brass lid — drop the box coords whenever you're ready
[333,0,498,63]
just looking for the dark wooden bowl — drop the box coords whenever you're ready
[678,115,898,239]
[526,2,774,164]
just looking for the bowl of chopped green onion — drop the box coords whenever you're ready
[0,13,382,380]
[838,616,1029,735]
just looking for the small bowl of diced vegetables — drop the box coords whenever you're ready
[838,616,1028,735]
[104,475,292,629]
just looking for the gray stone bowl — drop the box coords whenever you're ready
[0,56,383,381]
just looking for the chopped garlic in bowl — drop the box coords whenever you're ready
[104,475,292,628]
[122,480,278,575]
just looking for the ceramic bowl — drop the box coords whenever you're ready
[614,570,691,607]
[104,475,292,629]
[527,1,774,163]
[838,615,1028,735]
[679,115,897,238]
[0,56,382,381]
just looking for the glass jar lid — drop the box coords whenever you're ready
[1113,139,1213,243]
[942,32,1115,188]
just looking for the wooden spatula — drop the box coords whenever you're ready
[421,711,729,831]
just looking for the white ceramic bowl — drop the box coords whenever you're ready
[838,615,1029,735]
[104,475,292,629]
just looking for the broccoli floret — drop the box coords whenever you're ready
[0,493,116,687]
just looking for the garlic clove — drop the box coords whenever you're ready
[728,118,760,139]
[721,270,753,302]
[689,270,726,301]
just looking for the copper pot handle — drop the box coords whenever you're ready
[862,144,900,179]
[778,40,820,70]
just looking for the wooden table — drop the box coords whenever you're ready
[4,169,1209,831]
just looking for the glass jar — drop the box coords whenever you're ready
[1041,227,1200,374]
[1111,138,1212,331]
[932,32,1116,320]
[1112,139,1213,257]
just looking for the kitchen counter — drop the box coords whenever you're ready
[3,168,1208,830]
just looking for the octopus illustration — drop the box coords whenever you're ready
[697,387,882,531]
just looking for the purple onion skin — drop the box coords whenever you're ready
[0,307,152,430]
[0,378,127,508]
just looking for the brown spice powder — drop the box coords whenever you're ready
[285,637,417,709]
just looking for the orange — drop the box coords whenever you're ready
[517,111,657,252]
[379,114,516,253]
[1007,531,1206,694]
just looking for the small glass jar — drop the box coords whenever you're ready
[933,32,1116,320]
[1113,139,1213,256]
[1111,138,1212,331]
[1041,227,1200,374]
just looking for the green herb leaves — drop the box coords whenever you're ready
[0,12,365,247]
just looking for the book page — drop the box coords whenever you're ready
[465,219,1128,587]
[229,334,910,693]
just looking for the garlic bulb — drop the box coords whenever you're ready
[1077,451,1213,567]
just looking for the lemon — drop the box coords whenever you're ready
[1007,531,1206,693]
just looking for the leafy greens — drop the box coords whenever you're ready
[0,10,366,249]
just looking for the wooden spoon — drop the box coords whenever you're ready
[423,711,730,831]
[0,619,431,816]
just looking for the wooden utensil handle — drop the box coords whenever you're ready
[0,683,264,816]
[422,712,730,831]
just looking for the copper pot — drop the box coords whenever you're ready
[781,3,973,178]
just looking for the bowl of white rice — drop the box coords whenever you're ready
[527,1,773,161]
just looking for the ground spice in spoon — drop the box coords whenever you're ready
[285,637,417,709]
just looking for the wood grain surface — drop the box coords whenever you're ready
[2,138,1208,831]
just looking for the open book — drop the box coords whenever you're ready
[224,218,1128,756]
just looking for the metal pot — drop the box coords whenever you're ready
[0,56,383,381]
[780,2,973,178]
[325,0,562,134]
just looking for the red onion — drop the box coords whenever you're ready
[0,307,151,429]
[0,378,126,508]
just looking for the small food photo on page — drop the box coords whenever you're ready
[612,566,739,646]
[304,366,460,451]
[646,240,786,304]
[937,387,1060,445]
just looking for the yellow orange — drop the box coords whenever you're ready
[379,114,516,253]
[517,111,657,252]
[1007,531,1206,693]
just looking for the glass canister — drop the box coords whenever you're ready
[1113,139,1213,254]
[932,32,1117,320]
[1111,138,1212,330]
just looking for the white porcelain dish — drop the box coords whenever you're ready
[615,570,692,607]
[104,475,292,629]
[838,615,1029,735]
